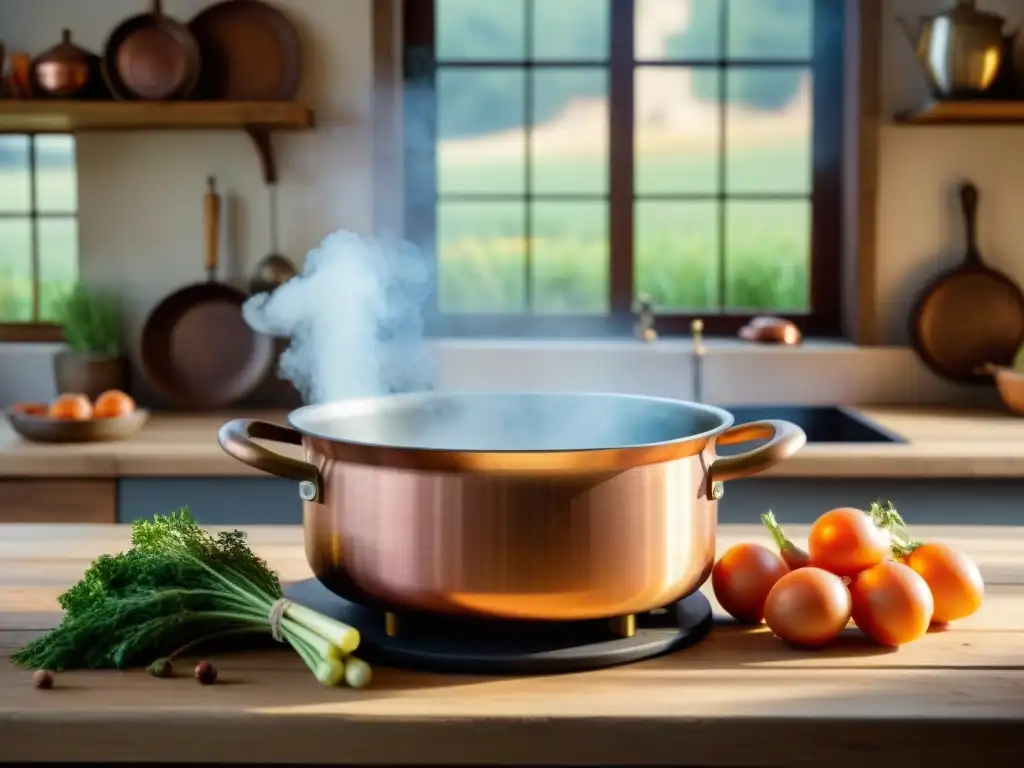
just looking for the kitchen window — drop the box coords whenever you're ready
[401,0,844,337]
[0,134,78,342]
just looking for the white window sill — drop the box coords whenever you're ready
[426,337,866,355]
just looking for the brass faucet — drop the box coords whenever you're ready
[691,318,705,403]
[691,318,705,356]
[633,293,657,343]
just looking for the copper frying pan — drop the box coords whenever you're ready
[909,181,1024,384]
[139,176,275,410]
[102,0,201,101]
[188,0,302,100]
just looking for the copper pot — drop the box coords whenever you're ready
[30,29,103,99]
[218,392,806,623]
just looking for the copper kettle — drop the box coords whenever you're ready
[897,0,1006,98]
[30,29,103,99]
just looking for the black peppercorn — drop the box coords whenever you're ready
[147,658,173,678]
[33,669,54,689]
[194,660,217,685]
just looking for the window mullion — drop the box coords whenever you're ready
[524,0,534,313]
[28,135,40,323]
[608,0,634,315]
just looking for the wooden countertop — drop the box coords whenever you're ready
[2,406,1024,479]
[1,523,1021,766]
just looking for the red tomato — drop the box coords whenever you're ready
[849,561,934,646]
[808,507,890,577]
[905,543,984,624]
[763,567,852,649]
[711,543,789,624]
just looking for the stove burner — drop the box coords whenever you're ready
[285,578,714,675]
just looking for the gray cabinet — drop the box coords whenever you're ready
[118,477,1024,526]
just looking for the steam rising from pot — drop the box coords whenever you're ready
[242,82,438,405]
[242,231,435,404]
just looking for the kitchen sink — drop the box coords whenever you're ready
[714,405,906,444]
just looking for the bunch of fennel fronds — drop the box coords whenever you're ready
[12,508,371,688]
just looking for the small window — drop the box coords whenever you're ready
[0,134,79,338]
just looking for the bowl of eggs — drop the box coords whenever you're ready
[5,389,149,443]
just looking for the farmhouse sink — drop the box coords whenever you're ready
[715,405,906,444]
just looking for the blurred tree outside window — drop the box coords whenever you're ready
[0,135,79,326]
[416,0,844,336]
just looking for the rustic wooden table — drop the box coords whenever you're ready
[1,523,1021,766]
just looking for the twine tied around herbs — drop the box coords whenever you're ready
[268,597,293,643]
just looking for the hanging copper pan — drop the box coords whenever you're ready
[909,181,1024,384]
[139,177,275,410]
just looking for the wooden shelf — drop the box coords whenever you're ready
[894,100,1024,125]
[0,100,315,183]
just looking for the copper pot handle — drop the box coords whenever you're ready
[708,419,807,485]
[217,419,324,502]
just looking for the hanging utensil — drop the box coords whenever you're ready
[139,176,275,410]
[249,184,297,294]
[909,181,1024,384]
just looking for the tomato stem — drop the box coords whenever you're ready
[760,510,811,569]
[761,510,789,550]
[869,500,923,559]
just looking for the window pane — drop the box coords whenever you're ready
[436,0,525,61]
[0,218,33,322]
[531,68,608,194]
[635,201,719,310]
[531,202,608,314]
[725,68,810,194]
[635,67,720,195]
[637,0,721,61]
[725,200,810,311]
[0,136,30,213]
[437,68,526,195]
[35,135,77,213]
[727,0,812,60]
[533,0,609,60]
[37,218,79,322]
[438,201,526,313]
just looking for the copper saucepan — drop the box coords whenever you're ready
[218,392,806,624]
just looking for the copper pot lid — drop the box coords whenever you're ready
[35,28,94,68]
[31,28,98,95]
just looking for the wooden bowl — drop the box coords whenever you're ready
[982,364,1024,417]
[4,409,150,443]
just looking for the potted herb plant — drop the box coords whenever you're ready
[52,283,128,400]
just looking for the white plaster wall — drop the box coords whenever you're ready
[0,0,1020,409]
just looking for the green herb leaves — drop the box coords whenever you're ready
[12,508,367,686]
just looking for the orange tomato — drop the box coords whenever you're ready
[905,543,984,624]
[711,543,789,624]
[10,402,48,416]
[849,560,934,646]
[763,567,852,649]
[93,389,136,418]
[47,393,93,420]
[808,507,890,577]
